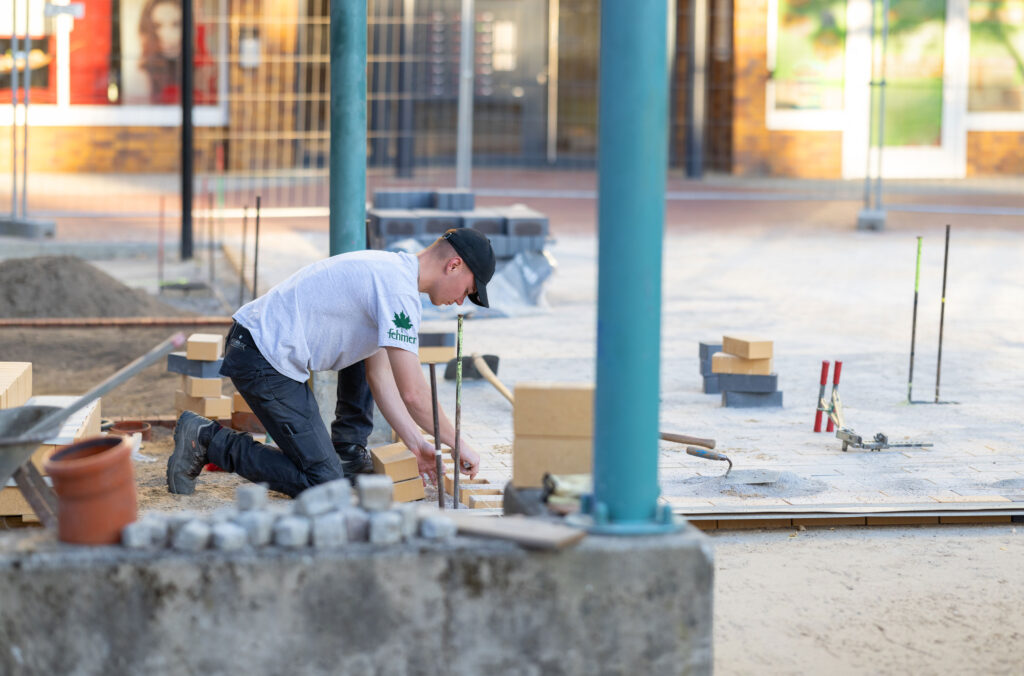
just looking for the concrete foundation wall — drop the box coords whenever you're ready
[0,529,713,675]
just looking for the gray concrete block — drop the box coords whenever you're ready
[372,189,433,209]
[356,474,393,511]
[234,510,275,547]
[324,479,353,508]
[143,516,170,548]
[273,515,311,548]
[460,209,505,236]
[418,209,462,236]
[498,206,549,238]
[369,511,403,545]
[210,506,239,523]
[419,332,455,347]
[433,189,474,211]
[342,508,370,542]
[718,373,778,393]
[210,522,248,551]
[702,375,721,395]
[419,514,457,540]
[722,390,784,408]
[166,352,223,378]
[236,483,269,511]
[369,209,421,239]
[0,531,714,674]
[121,520,158,549]
[698,341,722,361]
[165,511,200,537]
[172,520,211,552]
[393,504,419,540]
[295,482,334,517]
[311,511,348,549]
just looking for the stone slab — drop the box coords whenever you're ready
[0,528,713,675]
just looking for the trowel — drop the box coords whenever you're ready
[685,446,779,485]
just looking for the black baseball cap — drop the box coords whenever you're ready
[442,228,495,307]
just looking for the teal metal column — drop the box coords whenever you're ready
[588,0,676,533]
[329,0,368,255]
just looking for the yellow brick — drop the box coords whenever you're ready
[370,442,419,482]
[512,436,592,488]
[183,376,223,398]
[419,346,456,364]
[0,362,31,409]
[513,382,594,438]
[711,352,772,375]
[722,336,773,360]
[0,486,32,517]
[459,486,503,507]
[443,474,490,496]
[393,477,426,503]
[174,391,232,419]
[232,391,251,412]
[186,333,223,361]
[468,493,503,509]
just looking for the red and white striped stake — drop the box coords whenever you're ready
[825,361,843,433]
[813,360,831,432]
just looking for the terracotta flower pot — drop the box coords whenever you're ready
[109,420,152,442]
[44,435,138,545]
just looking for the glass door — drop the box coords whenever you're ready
[842,0,968,178]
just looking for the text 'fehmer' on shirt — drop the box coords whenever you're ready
[233,250,421,382]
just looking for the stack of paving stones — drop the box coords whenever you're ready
[702,336,783,408]
[168,334,232,422]
[121,475,458,551]
[367,189,549,260]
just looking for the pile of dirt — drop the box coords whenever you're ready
[0,256,188,318]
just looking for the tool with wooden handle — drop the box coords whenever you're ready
[685,446,733,475]
[660,432,715,450]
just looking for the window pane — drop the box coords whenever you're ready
[968,0,1024,112]
[774,0,847,111]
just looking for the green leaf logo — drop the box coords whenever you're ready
[392,311,413,330]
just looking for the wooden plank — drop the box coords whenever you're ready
[445,512,586,550]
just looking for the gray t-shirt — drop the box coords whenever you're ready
[233,250,421,382]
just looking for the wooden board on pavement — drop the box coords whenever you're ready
[444,512,586,550]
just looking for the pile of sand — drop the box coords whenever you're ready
[0,256,187,318]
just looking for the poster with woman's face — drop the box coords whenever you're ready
[120,0,219,105]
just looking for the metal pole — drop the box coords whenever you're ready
[588,0,675,533]
[455,0,475,188]
[21,19,29,219]
[908,236,922,403]
[862,0,877,210]
[873,0,890,211]
[239,205,248,307]
[453,314,463,509]
[181,0,195,260]
[11,0,19,219]
[329,0,367,256]
[685,0,707,178]
[395,0,415,179]
[935,224,951,403]
[253,195,261,300]
[430,363,443,509]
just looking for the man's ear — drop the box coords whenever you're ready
[447,257,463,274]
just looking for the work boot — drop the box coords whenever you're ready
[167,411,214,495]
[334,442,374,482]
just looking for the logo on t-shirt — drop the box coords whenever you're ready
[388,310,417,344]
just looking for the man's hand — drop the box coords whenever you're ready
[412,439,439,485]
[455,442,480,479]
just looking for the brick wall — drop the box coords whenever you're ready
[0,126,226,173]
[967,131,1024,176]
[0,0,299,174]
[731,0,842,178]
